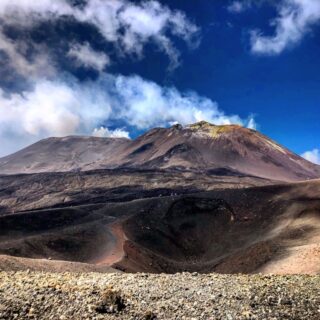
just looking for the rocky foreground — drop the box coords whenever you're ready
[0,272,319,320]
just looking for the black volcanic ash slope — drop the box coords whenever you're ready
[0,179,319,274]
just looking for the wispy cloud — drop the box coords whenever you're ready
[247,117,257,130]
[0,0,200,75]
[227,1,253,13]
[0,78,111,148]
[301,149,320,165]
[250,0,320,55]
[92,127,130,139]
[113,75,254,129]
[67,43,110,72]
[0,27,55,79]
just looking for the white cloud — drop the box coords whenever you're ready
[301,149,320,165]
[118,1,199,69]
[68,43,110,72]
[0,78,112,156]
[114,75,246,129]
[247,117,257,130]
[227,1,252,13]
[92,127,130,139]
[0,74,256,157]
[0,0,199,75]
[0,27,55,78]
[250,0,320,55]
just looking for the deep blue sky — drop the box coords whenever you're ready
[110,0,320,155]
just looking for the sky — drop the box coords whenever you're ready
[0,0,319,164]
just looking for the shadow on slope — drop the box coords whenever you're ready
[0,180,319,274]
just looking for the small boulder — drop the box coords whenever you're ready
[95,288,126,314]
[143,311,157,320]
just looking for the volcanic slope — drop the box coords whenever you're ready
[0,136,130,174]
[113,179,320,274]
[0,179,319,274]
[0,121,319,181]
[0,168,271,215]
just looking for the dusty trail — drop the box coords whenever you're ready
[93,223,127,266]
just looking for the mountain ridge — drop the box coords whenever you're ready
[0,121,319,181]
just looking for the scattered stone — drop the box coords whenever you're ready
[0,272,318,319]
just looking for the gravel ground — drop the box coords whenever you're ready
[0,271,319,320]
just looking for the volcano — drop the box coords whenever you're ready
[0,121,319,275]
[0,121,319,181]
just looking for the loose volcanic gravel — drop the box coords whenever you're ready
[0,271,319,320]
